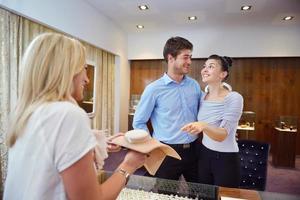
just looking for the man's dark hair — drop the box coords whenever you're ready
[163,37,193,63]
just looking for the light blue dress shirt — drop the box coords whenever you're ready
[133,73,201,144]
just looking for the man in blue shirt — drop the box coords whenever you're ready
[133,37,201,182]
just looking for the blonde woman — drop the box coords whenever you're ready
[4,33,146,200]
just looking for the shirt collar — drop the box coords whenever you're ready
[163,72,187,85]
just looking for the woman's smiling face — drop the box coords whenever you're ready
[201,59,227,84]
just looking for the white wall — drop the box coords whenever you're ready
[0,0,130,132]
[128,26,300,59]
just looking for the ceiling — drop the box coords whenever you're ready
[85,0,300,33]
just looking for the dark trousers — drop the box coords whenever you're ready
[145,140,198,183]
[197,143,241,188]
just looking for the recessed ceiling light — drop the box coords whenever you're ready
[138,5,149,10]
[241,5,252,11]
[136,25,144,29]
[188,16,197,21]
[283,16,294,21]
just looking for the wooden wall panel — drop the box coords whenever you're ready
[130,58,300,154]
[130,60,166,94]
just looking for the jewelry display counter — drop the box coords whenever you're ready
[100,171,218,200]
[237,111,256,140]
[272,116,298,168]
[272,127,297,168]
[99,171,300,199]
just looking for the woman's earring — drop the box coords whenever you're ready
[204,85,209,93]
[222,82,232,91]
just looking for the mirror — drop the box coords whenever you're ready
[78,62,96,118]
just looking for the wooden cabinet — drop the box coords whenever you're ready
[272,127,297,168]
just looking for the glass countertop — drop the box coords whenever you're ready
[101,171,300,200]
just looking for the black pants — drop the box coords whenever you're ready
[145,140,198,183]
[197,143,240,187]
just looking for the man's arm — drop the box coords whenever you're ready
[132,87,155,133]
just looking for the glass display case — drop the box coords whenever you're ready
[238,111,256,130]
[237,111,256,139]
[128,99,153,131]
[275,115,298,132]
[98,171,300,200]
[129,94,141,115]
[100,171,218,200]
[128,94,141,130]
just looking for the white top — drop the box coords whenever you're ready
[4,102,98,200]
[198,92,243,152]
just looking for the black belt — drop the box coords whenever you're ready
[163,140,196,149]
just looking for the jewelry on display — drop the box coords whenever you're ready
[117,188,196,200]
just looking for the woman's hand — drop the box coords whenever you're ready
[107,133,124,152]
[181,121,208,135]
[119,151,147,174]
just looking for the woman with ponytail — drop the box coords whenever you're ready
[182,54,243,187]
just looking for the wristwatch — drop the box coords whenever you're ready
[117,168,130,185]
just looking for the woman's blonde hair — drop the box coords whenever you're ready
[6,33,86,147]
